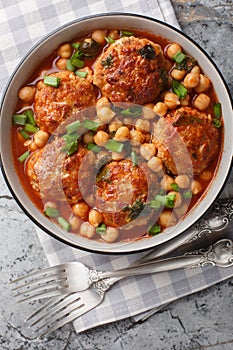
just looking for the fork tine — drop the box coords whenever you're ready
[16,285,68,304]
[25,295,65,322]
[11,272,66,292]
[29,293,81,328]
[10,265,66,284]
[34,291,104,338]
[12,274,67,294]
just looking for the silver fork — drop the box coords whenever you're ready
[26,238,233,338]
[11,199,231,304]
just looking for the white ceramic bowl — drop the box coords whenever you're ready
[1,13,232,254]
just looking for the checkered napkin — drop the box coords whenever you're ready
[1,0,232,333]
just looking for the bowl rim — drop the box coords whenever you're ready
[0,12,232,254]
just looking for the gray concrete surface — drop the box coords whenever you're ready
[0,1,232,349]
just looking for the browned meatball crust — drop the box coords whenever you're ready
[34,70,97,134]
[26,139,87,205]
[95,159,148,227]
[153,107,221,175]
[93,36,167,105]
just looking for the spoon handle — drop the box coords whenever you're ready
[101,239,233,279]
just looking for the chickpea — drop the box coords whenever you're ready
[83,131,94,145]
[80,221,95,239]
[34,130,49,148]
[108,29,120,40]
[195,74,211,93]
[183,73,200,89]
[164,92,180,109]
[143,105,156,120]
[28,141,38,151]
[72,202,89,220]
[69,216,82,231]
[94,130,109,146]
[101,227,119,243]
[123,117,134,129]
[97,106,116,123]
[88,209,103,227]
[58,43,72,59]
[191,65,201,75]
[129,129,145,146]
[96,97,111,109]
[144,132,151,143]
[111,150,126,160]
[200,169,213,181]
[140,143,156,161]
[168,191,182,208]
[147,156,163,172]
[44,201,57,210]
[166,43,182,59]
[153,102,168,116]
[170,69,186,81]
[91,29,107,44]
[193,93,210,111]
[114,126,130,142]
[175,175,190,189]
[108,119,123,134]
[191,180,202,195]
[135,118,150,133]
[161,174,175,192]
[144,103,154,110]
[180,94,190,107]
[18,86,36,103]
[158,210,177,228]
[56,58,67,70]
[174,202,189,219]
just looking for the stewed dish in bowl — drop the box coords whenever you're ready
[1,14,232,253]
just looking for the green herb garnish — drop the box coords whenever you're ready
[105,139,124,153]
[213,118,222,128]
[44,207,60,217]
[131,150,138,166]
[82,119,101,131]
[105,36,115,44]
[17,150,30,163]
[173,51,186,64]
[101,54,113,68]
[44,75,61,87]
[96,223,107,235]
[75,70,88,78]
[183,190,192,199]
[66,120,81,134]
[138,44,156,60]
[87,142,101,153]
[121,106,143,118]
[172,80,187,99]
[13,114,27,125]
[66,59,75,72]
[148,224,161,236]
[58,216,71,231]
[214,102,221,118]
[123,199,145,222]
[121,30,134,36]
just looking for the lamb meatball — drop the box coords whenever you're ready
[93,36,167,105]
[153,107,221,175]
[26,139,88,205]
[34,70,97,134]
[95,159,149,227]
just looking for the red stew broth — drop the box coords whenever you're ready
[11,29,222,242]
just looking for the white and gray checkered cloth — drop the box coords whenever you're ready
[1,0,232,333]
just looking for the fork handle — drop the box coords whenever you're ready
[100,238,233,279]
[101,255,203,279]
